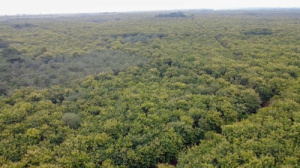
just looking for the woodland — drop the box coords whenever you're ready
[0,9,299,167]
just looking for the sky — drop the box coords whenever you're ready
[1,0,300,15]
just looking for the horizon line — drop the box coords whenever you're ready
[1,7,299,17]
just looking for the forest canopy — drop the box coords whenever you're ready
[0,9,300,167]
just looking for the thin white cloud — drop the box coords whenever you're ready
[1,0,300,15]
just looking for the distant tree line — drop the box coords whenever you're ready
[156,11,186,18]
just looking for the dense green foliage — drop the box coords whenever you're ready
[178,79,300,167]
[0,49,147,95]
[0,9,299,167]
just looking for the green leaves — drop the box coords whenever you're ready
[62,113,81,129]
[178,78,300,167]
[0,10,300,168]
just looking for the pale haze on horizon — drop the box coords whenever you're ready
[1,0,300,15]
